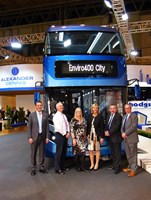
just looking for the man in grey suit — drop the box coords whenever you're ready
[28,101,49,176]
[121,104,138,177]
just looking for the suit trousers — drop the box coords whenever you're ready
[110,142,121,171]
[31,134,45,170]
[125,140,138,172]
[54,132,67,171]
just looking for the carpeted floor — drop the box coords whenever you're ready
[0,132,150,200]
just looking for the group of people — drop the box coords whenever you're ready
[0,107,5,120]
[28,101,138,178]
[11,107,19,124]
[11,107,31,124]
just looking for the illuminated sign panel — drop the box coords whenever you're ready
[55,60,118,78]
[0,64,42,91]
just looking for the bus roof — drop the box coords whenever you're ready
[47,25,118,33]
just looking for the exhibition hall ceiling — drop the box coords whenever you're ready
[0,0,150,13]
[0,0,151,65]
[0,0,150,28]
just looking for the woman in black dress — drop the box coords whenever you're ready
[70,107,88,172]
[87,103,104,170]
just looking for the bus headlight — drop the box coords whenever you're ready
[52,136,56,141]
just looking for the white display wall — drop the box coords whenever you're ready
[16,94,44,113]
[0,64,42,91]
[0,64,43,111]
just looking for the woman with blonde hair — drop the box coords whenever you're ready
[87,103,104,170]
[70,107,88,172]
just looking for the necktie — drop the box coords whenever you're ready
[123,115,127,132]
[38,112,42,133]
[108,114,113,129]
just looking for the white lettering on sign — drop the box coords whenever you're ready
[68,62,106,73]
[95,64,106,72]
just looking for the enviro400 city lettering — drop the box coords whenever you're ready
[68,63,106,73]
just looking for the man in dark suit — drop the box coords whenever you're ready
[121,104,138,177]
[105,104,122,174]
[28,101,49,176]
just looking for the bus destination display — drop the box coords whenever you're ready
[55,60,118,78]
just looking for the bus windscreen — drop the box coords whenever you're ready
[44,31,124,55]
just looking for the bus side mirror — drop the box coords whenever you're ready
[34,92,41,104]
[134,84,141,99]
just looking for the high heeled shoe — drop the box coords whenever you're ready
[94,165,99,171]
[89,166,94,170]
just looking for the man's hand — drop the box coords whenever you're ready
[105,131,110,137]
[28,138,33,144]
[100,138,104,144]
[45,138,49,144]
[122,132,127,139]
[66,132,70,139]
[72,138,76,146]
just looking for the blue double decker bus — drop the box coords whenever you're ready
[43,25,127,158]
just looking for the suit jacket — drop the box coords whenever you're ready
[86,114,104,140]
[105,112,122,143]
[28,111,49,142]
[121,112,138,143]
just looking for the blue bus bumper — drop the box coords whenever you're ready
[45,137,125,158]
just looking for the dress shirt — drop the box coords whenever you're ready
[126,113,130,120]
[53,111,69,136]
[108,113,115,129]
[122,113,131,132]
[36,111,42,133]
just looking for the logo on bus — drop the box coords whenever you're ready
[129,101,151,108]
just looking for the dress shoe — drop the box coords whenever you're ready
[55,170,65,175]
[39,168,48,174]
[76,167,82,172]
[62,167,69,171]
[123,168,131,173]
[31,170,36,176]
[128,171,136,177]
[81,168,90,173]
[114,170,120,174]
[107,166,115,170]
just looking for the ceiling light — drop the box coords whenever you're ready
[59,32,64,41]
[11,42,22,48]
[130,50,138,56]
[122,13,128,20]
[104,0,112,8]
